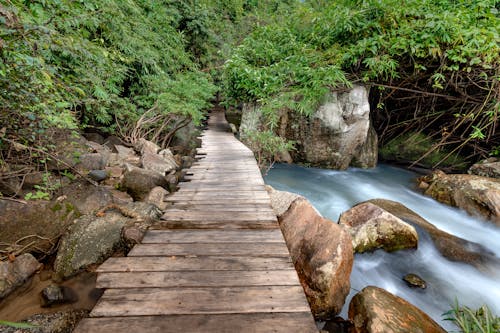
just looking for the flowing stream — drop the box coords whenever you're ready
[264,163,500,330]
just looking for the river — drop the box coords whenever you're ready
[264,163,500,330]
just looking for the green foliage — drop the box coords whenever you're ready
[444,301,500,333]
[24,172,60,200]
[0,320,37,329]
[243,130,295,170]
[224,0,500,163]
[0,0,217,148]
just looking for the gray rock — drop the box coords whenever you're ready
[0,253,42,299]
[54,201,161,279]
[403,273,426,289]
[54,212,128,279]
[240,85,377,169]
[158,149,179,170]
[134,138,160,155]
[145,186,168,210]
[83,132,105,144]
[87,170,108,182]
[76,152,109,171]
[339,202,418,253]
[468,158,500,179]
[166,173,178,192]
[0,310,88,333]
[40,284,78,307]
[121,165,168,200]
[181,156,195,169]
[103,136,126,151]
[45,129,89,171]
[0,200,76,255]
[141,152,176,175]
[60,180,113,215]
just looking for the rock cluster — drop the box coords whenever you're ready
[240,86,378,169]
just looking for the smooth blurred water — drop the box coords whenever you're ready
[265,163,500,330]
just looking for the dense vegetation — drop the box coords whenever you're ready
[224,0,500,168]
[0,0,292,181]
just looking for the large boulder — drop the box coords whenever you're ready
[339,202,418,253]
[59,180,113,215]
[54,212,128,279]
[419,171,500,225]
[348,286,446,333]
[241,86,377,169]
[468,158,500,179]
[121,164,169,200]
[54,202,161,279]
[268,187,353,318]
[141,152,176,175]
[0,200,77,255]
[0,253,41,299]
[134,138,160,155]
[365,199,499,269]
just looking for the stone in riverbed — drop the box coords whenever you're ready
[145,186,168,210]
[419,171,500,225]
[121,164,169,200]
[364,199,499,270]
[40,284,78,307]
[87,170,108,182]
[0,253,42,299]
[348,286,446,333]
[403,273,426,289]
[268,187,353,318]
[339,202,418,253]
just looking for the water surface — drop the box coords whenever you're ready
[265,164,500,330]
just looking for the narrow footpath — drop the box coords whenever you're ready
[75,111,317,332]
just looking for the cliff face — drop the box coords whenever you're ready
[240,85,378,170]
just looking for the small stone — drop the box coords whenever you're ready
[40,285,78,307]
[403,273,427,289]
[88,170,108,182]
[122,226,145,247]
[0,253,42,299]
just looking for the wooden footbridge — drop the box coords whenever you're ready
[75,111,317,332]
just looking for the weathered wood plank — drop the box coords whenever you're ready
[96,256,294,272]
[142,229,284,243]
[128,243,289,257]
[75,313,318,333]
[164,199,270,205]
[90,286,311,317]
[153,219,279,229]
[96,270,300,289]
[161,212,277,222]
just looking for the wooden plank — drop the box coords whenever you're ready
[90,286,311,317]
[75,313,318,333]
[96,270,300,289]
[161,212,277,222]
[164,203,273,210]
[153,219,279,229]
[96,256,294,273]
[142,229,284,243]
[128,243,289,257]
[167,193,270,199]
[164,199,270,205]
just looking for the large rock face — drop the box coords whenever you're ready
[54,202,161,279]
[420,171,500,225]
[348,286,446,333]
[365,199,499,269]
[0,200,77,255]
[240,86,377,170]
[121,164,169,200]
[339,202,418,253]
[268,187,353,318]
[0,253,41,299]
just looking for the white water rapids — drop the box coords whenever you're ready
[264,163,500,330]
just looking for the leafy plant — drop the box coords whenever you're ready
[243,129,295,171]
[444,301,500,333]
[0,320,37,328]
